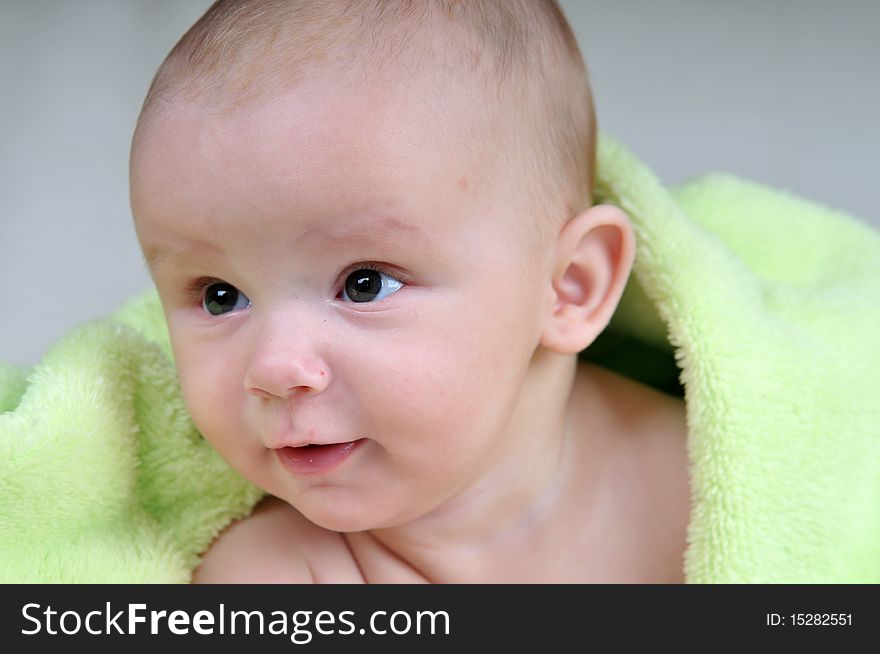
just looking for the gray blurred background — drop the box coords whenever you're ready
[1,0,877,366]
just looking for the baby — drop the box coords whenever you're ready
[129,0,691,583]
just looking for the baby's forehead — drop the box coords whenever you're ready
[141,63,509,199]
[134,0,592,254]
[134,82,515,235]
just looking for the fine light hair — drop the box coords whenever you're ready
[134,0,596,247]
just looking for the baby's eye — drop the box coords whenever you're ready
[202,282,251,315]
[342,268,404,303]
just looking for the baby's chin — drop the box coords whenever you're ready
[290,490,422,534]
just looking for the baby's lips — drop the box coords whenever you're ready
[274,438,366,475]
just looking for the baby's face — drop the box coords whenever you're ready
[131,71,554,531]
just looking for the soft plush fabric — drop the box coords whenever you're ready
[2,134,878,582]
[584,136,880,583]
[0,297,264,583]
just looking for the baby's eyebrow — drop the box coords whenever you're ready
[310,214,429,249]
[143,240,224,271]
[292,215,434,251]
[143,214,431,272]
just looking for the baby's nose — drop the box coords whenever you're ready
[245,356,330,399]
[243,332,330,399]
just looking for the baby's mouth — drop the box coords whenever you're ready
[275,438,366,475]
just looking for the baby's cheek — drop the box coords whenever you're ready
[177,357,240,449]
[387,338,509,437]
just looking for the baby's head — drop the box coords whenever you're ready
[130,0,633,532]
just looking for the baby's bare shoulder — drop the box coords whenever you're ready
[192,496,364,584]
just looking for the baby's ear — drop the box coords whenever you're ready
[539,204,635,354]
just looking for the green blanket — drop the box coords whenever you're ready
[2,135,879,583]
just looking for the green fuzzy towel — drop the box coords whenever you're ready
[2,135,878,583]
